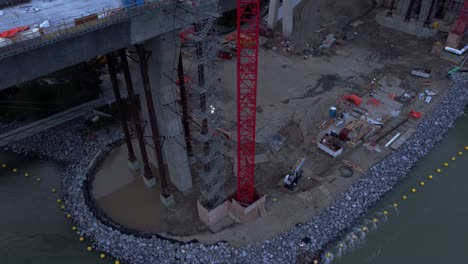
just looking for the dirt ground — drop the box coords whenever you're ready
[93,8,454,246]
[168,8,453,246]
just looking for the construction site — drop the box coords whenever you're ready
[2,0,468,263]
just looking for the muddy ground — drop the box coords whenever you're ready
[94,8,454,245]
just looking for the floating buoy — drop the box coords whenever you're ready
[465,146,468,150]
[24,172,29,177]
[402,195,408,200]
[444,162,449,167]
[100,253,106,259]
[36,177,41,182]
[373,218,378,223]
[60,205,65,210]
[428,175,433,180]
[459,151,463,156]
[272,198,277,202]
[362,227,367,232]
[13,168,17,173]
[115,261,121,264]
[72,226,77,231]
[383,210,388,215]
[1,164,6,168]
[87,246,92,252]
[411,188,417,193]
[436,168,441,173]
[339,243,344,248]
[393,203,398,208]
[313,260,319,264]
[79,236,84,242]
[56,199,62,204]
[51,188,56,193]
[420,181,425,186]
[66,213,71,218]
[451,157,456,161]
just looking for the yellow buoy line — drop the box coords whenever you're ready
[319,147,467,263]
[1,161,122,264]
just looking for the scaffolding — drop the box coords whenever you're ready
[168,0,229,209]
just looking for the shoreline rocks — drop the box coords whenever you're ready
[3,74,468,263]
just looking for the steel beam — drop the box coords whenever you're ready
[106,53,136,164]
[118,48,154,180]
[135,44,171,197]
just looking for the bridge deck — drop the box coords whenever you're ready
[0,0,121,32]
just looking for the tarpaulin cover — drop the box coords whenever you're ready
[0,26,30,38]
[344,94,362,106]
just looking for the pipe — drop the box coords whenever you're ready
[385,133,401,147]
[118,48,154,180]
[135,44,171,197]
[444,45,468,55]
[105,53,137,163]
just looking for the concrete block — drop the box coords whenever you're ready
[128,160,141,171]
[228,195,267,223]
[197,200,229,228]
[143,175,157,188]
[160,193,175,207]
[446,33,462,49]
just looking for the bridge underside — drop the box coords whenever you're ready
[0,3,214,90]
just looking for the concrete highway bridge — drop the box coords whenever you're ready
[0,0,235,203]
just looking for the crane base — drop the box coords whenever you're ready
[228,194,267,223]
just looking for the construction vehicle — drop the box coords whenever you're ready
[283,158,306,189]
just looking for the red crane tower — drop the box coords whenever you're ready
[236,0,261,205]
[451,0,468,35]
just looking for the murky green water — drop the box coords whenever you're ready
[334,112,468,264]
[0,154,110,264]
[1,113,467,263]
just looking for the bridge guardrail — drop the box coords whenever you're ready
[0,0,179,60]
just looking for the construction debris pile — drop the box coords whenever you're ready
[3,73,468,263]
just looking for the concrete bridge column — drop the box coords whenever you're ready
[397,0,413,18]
[419,0,436,25]
[142,32,193,194]
[267,0,280,29]
[283,0,294,37]
[105,53,140,171]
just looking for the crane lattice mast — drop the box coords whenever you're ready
[236,0,261,205]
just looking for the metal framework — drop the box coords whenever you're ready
[236,0,260,205]
[168,0,228,209]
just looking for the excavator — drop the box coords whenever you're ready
[283,157,306,190]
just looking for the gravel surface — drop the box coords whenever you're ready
[4,74,468,263]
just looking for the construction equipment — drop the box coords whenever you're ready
[236,0,261,205]
[283,158,306,189]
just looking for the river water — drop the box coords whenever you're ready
[333,112,468,264]
[0,154,110,264]
[0,113,467,264]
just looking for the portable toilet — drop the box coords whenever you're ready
[121,0,133,9]
[135,0,145,7]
